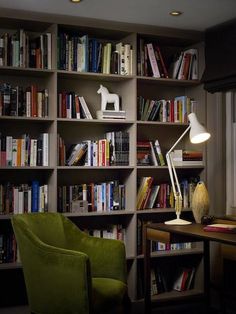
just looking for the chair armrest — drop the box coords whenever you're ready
[64,218,127,282]
[13,224,92,314]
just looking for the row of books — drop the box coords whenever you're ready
[58,33,132,75]
[151,265,195,295]
[0,133,49,167]
[136,177,199,210]
[137,140,165,167]
[0,233,18,263]
[58,91,92,119]
[137,39,198,81]
[172,267,196,292]
[83,224,126,242]
[58,180,125,213]
[0,30,52,69]
[0,83,49,117]
[58,131,129,166]
[137,40,168,78]
[171,149,203,166]
[138,95,197,123]
[0,181,48,215]
[137,219,193,254]
[151,241,192,252]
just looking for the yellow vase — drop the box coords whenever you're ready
[192,181,210,223]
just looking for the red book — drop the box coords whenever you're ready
[31,85,37,117]
[203,224,236,233]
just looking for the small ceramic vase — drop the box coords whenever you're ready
[192,181,210,223]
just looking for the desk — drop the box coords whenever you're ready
[144,223,236,313]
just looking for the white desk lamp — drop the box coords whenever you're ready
[165,112,211,225]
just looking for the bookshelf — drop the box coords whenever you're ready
[0,12,207,307]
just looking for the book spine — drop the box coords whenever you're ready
[146,43,160,78]
[31,180,39,212]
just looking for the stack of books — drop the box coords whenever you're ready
[169,48,198,80]
[171,149,203,166]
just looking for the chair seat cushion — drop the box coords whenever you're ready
[92,277,127,313]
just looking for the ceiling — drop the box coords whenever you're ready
[0,0,236,31]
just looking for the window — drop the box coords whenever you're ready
[226,91,236,215]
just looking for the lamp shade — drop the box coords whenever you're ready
[188,113,211,144]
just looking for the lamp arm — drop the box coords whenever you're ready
[166,125,191,202]
[166,125,191,155]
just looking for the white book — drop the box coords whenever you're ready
[37,92,43,118]
[188,49,198,80]
[77,42,83,72]
[146,43,160,78]
[18,190,24,214]
[6,136,13,166]
[46,33,52,70]
[67,144,82,166]
[19,29,24,67]
[124,44,131,75]
[154,139,165,166]
[13,187,19,214]
[12,139,18,167]
[39,185,45,212]
[40,34,44,69]
[149,141,158,166]
[30,139,37,167]
[42,133,49,166]
[0,38,3,66]
[172,51,183,79]
[26,91,31,117]
[84,140,91,166]
[116,42,125,75]
[20,138,25,167]
[92,141,98,166]
[96,184,103,212]
[43,184,48,212]
[130,47,133,75]
[28,188,32,213]
[78,96,93,119]
[93,230,101,238]
[106,42,112,74]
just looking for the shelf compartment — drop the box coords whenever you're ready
[64,210,135,217]
[137,76,200,86]
[137,247,203,259]
[136,208,192,215]
[57,118,135,125]
[0,116,54,123]
[57,70,134,82]
[151,289,204,303]
[0,66,54,77]
[0,262,22,270]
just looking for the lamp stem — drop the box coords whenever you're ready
[165,125,191,225]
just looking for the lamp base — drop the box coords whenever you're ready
[164,218,192,225]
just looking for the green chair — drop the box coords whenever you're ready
[12,212,130,314]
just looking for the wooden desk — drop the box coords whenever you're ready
[144,223,236,313]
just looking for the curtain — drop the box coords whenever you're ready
[201,19,236,93]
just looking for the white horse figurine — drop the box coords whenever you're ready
[97,85,120,111]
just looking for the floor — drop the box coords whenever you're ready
[0,303,219,314]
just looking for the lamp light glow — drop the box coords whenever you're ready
[165,112,210,225]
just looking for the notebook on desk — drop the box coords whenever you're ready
[203,223,236,233]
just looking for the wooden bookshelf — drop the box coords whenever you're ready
[0,11,207,306]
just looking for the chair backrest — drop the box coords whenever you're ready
[12,212,67,248]
[12,213,92,314]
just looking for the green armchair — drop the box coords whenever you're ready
[12,212,129,314]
